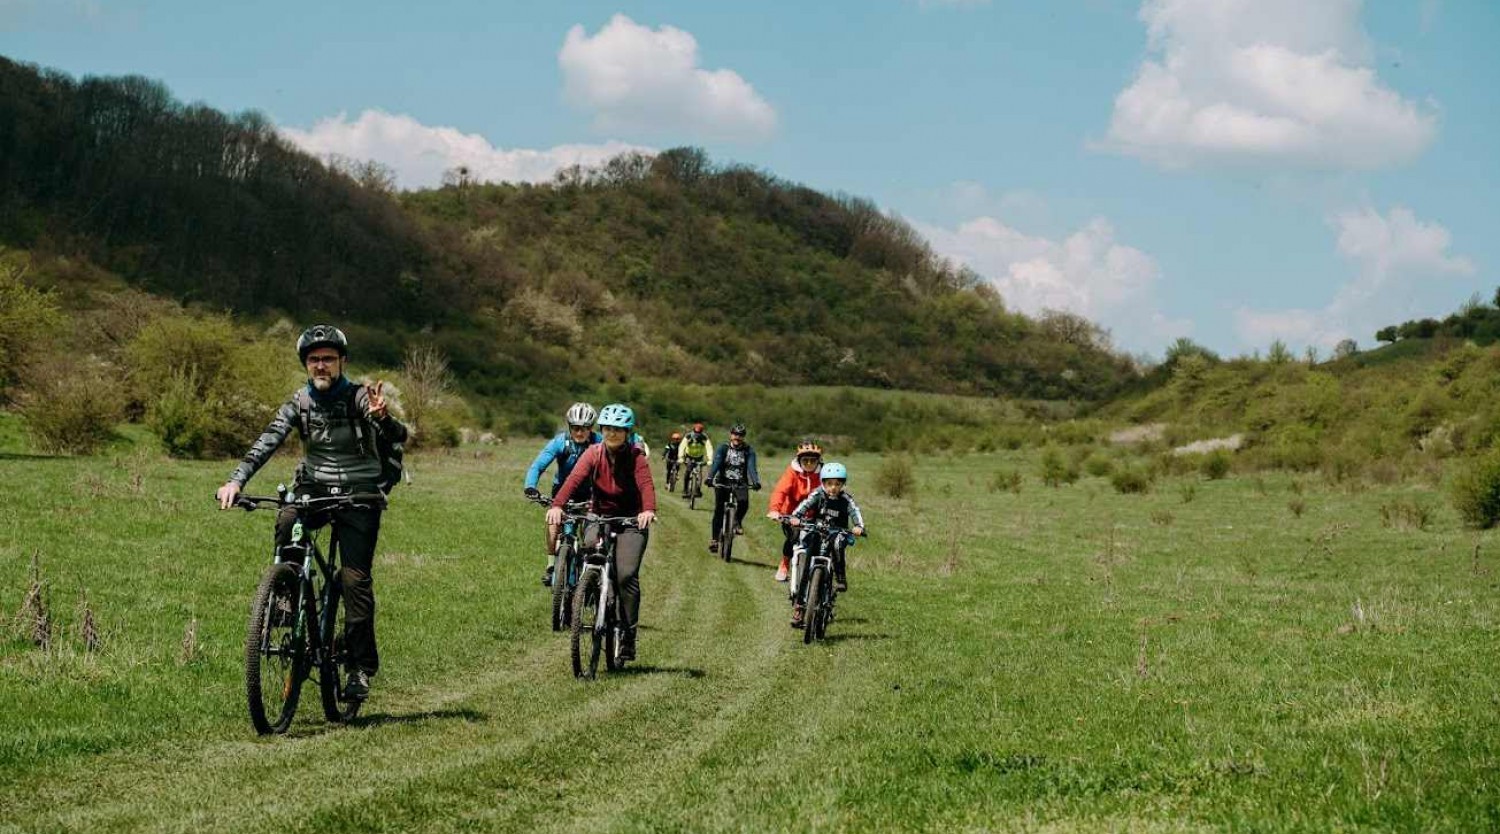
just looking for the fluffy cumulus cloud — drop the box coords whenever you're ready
[280,110,648,190]
[559,14,776,142]
[919,214,1191,353]
[1103,0,1436,169]
[1234,206,1475,349]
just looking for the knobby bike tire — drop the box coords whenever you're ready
[318,577,362,724]
[571,569,602,679]
[804,566,826,645]
[551,542,574,632]
[720,504,735,563]
[245,562,305,735]
[604,601,623,672]
[666,464,678,494]
[688,474,698,511]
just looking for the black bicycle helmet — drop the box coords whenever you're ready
[730,422,747,436]
[297,324,349,362]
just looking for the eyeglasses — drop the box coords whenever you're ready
[568,425,592,432]
[305,355,341,366]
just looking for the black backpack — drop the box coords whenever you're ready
[294,384,405,494]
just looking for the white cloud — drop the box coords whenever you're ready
[1102,0,1436,169]
[280,110,649,190]
[919,215,1191,352]
[1234,206,1474,349]
[558,14,776,142]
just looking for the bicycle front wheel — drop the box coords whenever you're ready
[246,562,306,735]
[551,542,574,632]
[571,570,601,679]
[720,507,735,563]
[318,578,362,724]
[803,566,826,645]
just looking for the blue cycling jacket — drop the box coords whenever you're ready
[525,430,603,491]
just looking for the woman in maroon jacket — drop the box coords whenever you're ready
[548,403,656,660]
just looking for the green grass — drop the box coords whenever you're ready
[1,445,1498,832]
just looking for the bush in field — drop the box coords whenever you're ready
[1201,450,1231,480]
[0,254,63,400]
[1110,466,1153,494]
[988,469,1022,494]
[18,362,121,454]
[875,456,916,498]
[1451,450,1500,529]
[1084,454,1115,478]
[128,314,295,458]
[1040,446,1079,487]
[1379,498,1432,531]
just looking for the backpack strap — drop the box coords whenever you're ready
[295,389,312,442]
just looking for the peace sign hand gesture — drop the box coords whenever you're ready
[366,380,388,420]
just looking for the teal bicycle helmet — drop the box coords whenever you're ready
[821,462,848,481]
[597,403,636,429]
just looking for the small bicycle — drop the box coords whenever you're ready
[665,456,680,494]
[782,516,863,644]
[571,515,640,679]
[234,487,386,734]
[530,494,592,632]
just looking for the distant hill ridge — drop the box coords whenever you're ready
[0,56,1136,404]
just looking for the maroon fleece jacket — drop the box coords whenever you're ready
[552,442,657,517]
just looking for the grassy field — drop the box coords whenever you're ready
[1,439,1498,832]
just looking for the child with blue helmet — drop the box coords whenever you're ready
[785,461,865,628]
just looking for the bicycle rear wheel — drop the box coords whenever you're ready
[551,542,575,632]
[571,570,601,679]
[803,567,826,645]
[318,578,363,724]
[246,562,306,735]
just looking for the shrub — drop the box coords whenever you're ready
[1379,498,1432,531]
[19,362,122,454]
[1201,450,1231,480]
[1451,450,1500,529]
[0,254,63,399]
[1177,483,1197,504]
[875,456,916,499]
[1039,446,1079,488]
[988,469,1022,494]
[1084,454,1115,478]
[127,315,295,458]
[1110,466,1153,494]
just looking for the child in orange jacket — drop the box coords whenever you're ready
[765,441,824,582]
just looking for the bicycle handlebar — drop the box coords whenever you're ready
[775,515,866,538]
[232,492,387,512]
[530,494,590,514]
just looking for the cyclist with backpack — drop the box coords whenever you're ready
[787,462,865,628]
[215,325,407,702]
[677,422,712,499]
[547,404,656,661]
[766,440,823,582]
[523,403,602,588]
[707,423,760,555]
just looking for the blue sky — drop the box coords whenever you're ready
[4,0,1497,358]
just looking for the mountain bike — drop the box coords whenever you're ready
[234,487,386,734]
[571,515,640,679]
[782,517,863,644]
[665,456,680,494]
[710,479,742,563]
[682,460,705,510]
[531,494,592,632]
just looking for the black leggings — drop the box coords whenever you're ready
[275,502,382,675]
[583,522,649,633]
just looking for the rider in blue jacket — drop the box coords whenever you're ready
[524,403,602,587]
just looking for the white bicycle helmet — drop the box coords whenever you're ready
[565,402,598,427]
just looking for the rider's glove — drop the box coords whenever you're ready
[751,483,761,491]
[524,487,542,500]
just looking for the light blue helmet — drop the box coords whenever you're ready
[597,403,636,430]
[821,462,848,481]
